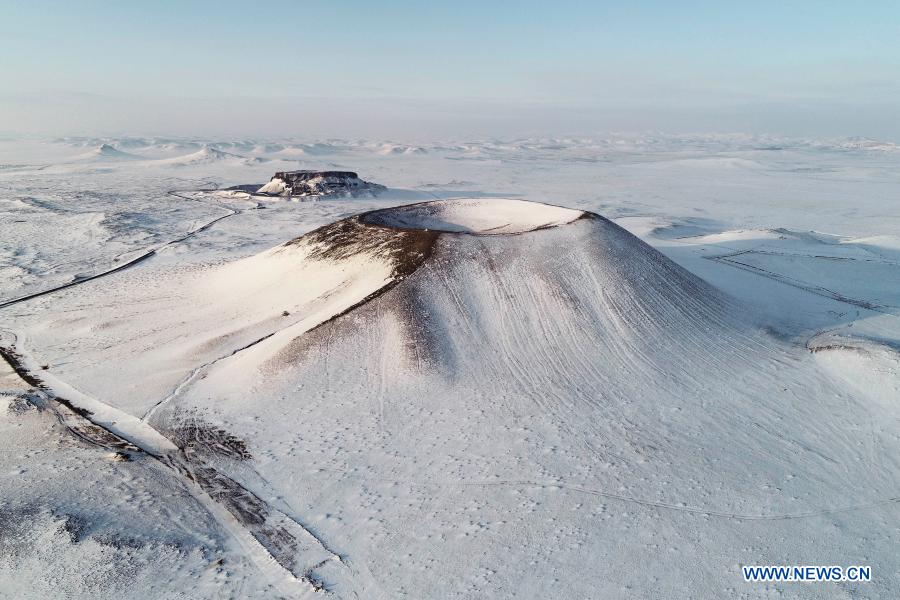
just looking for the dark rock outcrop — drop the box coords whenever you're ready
[257,170,385,198]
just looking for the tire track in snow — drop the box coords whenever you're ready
[704,251,893,313]
[316,473,900,523]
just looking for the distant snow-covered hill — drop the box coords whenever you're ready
[72,143,142,162]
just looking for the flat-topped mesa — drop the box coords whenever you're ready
[256,169,385,198]
[275,170,358,181]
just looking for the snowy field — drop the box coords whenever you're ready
[1,135,899,599]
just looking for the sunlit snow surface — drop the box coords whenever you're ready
[1,135,899,599]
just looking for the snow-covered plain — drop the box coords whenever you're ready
[1,134,899,599]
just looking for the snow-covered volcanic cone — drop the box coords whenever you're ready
[10,199,900,598]
[71,143,141,162]
[361,197,582,233]
[157,145,265,166]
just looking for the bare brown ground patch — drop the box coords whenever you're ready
[166,409,252,462]
[283,215,438,280]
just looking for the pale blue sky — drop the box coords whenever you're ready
[2,1,899,139]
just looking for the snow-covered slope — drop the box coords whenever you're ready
[158,145,265,166]
[10,214,428,415]
[9,198,895,597]
[72,143,141,162]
